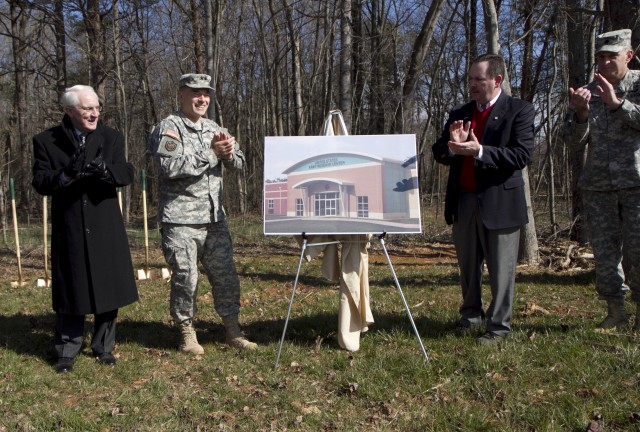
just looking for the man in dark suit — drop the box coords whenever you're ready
[432,54,534,345]
[32,85,138,372]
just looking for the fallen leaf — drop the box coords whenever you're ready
[521,302,550,316]
[585,420,603,432]
[302,405,321,415]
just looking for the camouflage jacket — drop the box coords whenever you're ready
[149,111,245,224]
[565,69,640,191]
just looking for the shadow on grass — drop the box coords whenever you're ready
[0,312,56,362]
[0,309,586,364]
[234,311,585,350]
[516,269,595,286]
[0,312,410,359]
[236,269,339,287]
[0,313,177,363]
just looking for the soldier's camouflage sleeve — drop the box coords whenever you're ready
[223,144,245,172]
[611,97,640,130]
[563,108,590,150]
[150,120,217,179]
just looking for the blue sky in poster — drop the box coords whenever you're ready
[263,135,417,181]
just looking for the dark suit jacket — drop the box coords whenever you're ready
[32,116,138,315]
[432,92,534,230]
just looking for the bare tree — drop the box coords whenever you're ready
[282,0,306,135]
[339,0,352,129]
[53,0,66,99]
[81,0,108,99]
[7,0,30,206]
[392,0,446,133]
[482,0,539,264]
[564,0,591,243]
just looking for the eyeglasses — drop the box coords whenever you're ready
[76,105,102,113]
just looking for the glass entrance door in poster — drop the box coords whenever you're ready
[314,192,339,216]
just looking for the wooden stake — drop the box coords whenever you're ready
[10,178,25,287]
[38,196,50,287]
[142,169,150,274]
[138,169,151,280]
[117,187,123,213]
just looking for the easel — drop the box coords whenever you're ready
[274,110,428,369]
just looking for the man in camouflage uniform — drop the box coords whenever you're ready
[565,29,640,331]
[149,74,257,353]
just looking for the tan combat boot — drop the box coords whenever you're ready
[178,320,204,355]
[222,315,257,350]
[597,297,628,329]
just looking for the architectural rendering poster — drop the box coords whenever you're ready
[263,135,422,235]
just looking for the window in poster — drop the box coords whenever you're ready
[263,135,422,235]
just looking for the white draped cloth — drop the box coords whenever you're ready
[294,111,374,351]
[298,235,374,351]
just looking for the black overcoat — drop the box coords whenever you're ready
[32,116,139,315]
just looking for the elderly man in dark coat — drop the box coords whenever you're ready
[32,85,138,373]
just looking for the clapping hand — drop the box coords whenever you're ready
[449,120,471,143]
[211,130,236,161]
[569,86,591,123]
[594,73,621,108]
[445,119,481,156]
[63,146,87,179]
[82,146,108,178]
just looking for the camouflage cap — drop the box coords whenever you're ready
[179,74,213,90]
[596,29,632,54]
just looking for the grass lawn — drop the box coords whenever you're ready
[0,216,638,431]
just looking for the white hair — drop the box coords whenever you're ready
[60,85,98,108]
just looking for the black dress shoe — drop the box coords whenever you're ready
[54,357,74,373]
[96,352,116,365]
[455,319,482,335]
[476,331,505,346]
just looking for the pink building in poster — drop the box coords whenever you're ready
[264,182,288,216]
[263,152,418,221]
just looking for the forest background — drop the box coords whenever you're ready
[0,0,639,258]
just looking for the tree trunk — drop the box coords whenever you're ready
[392,0,446,133]
[111,0,130,224]
[466,0,478,62]
[84,0,107,100]
[351,0,365,134]
[339,0,352,130]
[205,0,221,121]
[369,0,385,134]
[565,0,589,243]
[54,0,67,99]
[9,0,29,209]
[482,0,539,264]
[266,0,285,136]
[190,0,205,73]
[282,0,306,135]
[520,2,534,102]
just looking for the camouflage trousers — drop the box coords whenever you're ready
[583,188,640,303]
[161,221,241,323]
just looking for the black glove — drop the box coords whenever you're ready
[63,146,87,179]
[83,155,108,178]
[82,144,110,179]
